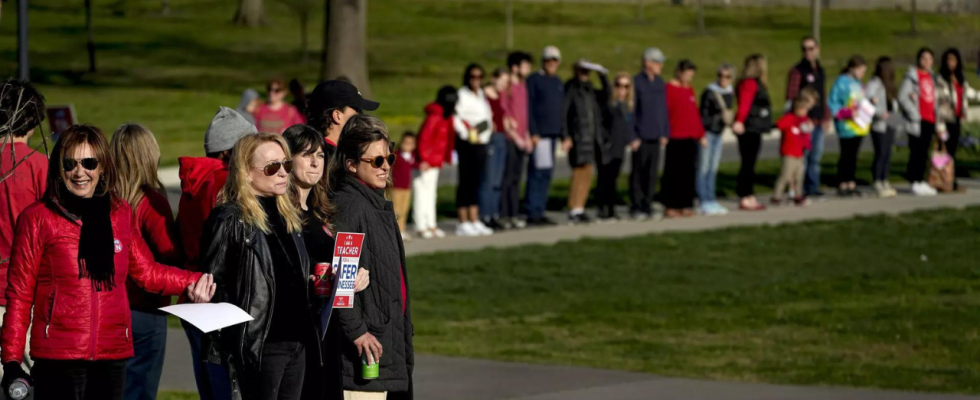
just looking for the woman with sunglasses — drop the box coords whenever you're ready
[254,78,306,134]
[199,132,320,400]
[596,72,634,221]
[0,125,214,400]
[329,114,414,400]
[454,63,495,237]
[697,63,736,215]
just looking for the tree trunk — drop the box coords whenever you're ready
[696,0,705,33]
[811,0,821,43]
[300,12,309,63]
[161,0,170,16]
[911,0,918,35]
[234,0,265,27]
[326,0,371,98]
[505,0,513,49]
[319,0,331,82]
[86,0,96,72]
[636,0,643,22]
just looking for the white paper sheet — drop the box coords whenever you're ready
[159,303,253,333]
[533,138,554,169]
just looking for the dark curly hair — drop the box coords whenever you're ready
[0,79,46,138]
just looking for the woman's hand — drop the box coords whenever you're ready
[187,274,216,303]
[353,332,383,364]
[561,138,573,153]
[354,269,370,293]
[733,121,745,135]
[630,139,641,151]
[700,137,708,147]
[419,161,431,172]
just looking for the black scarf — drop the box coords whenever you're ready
[60,191,116,292]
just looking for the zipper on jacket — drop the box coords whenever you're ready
[44,289,57,338]
[125,327,130,341]
[90,288,99,360]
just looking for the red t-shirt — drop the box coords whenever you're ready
[954,80,964,118]
[128,190,183,311]
[776,113,812,158]
[391,151,414,189]
[666,83,705,140]
[917,70,936,123]
[0,142,47,306]
[253,103,306,134]
[489,96,506,133]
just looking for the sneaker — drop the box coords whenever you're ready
[806,191,827,202]
[498,218,515,230]
[912,182,937,196]
[874,181,887,197]
[883,181,898,197]
[432,228,447,238]
[472,220,494,236]
[569,213,594,224]
[837,188,853,198]
[418,230,434,240]
[526,216,558,227]
[484,218,505,231]
[456,222,480,237]
[630,211,651,221]
[712,203,729,215]
[794,196,811,206]
[511,218,527,229]
[770,197,783,206]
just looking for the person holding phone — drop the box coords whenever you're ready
[455,63,495,237]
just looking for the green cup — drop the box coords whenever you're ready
[362,355,380,380]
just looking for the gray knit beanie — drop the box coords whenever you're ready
[204,106,257,154]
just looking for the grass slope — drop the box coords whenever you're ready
[3,0,980,165]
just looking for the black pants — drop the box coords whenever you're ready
[660,139,698,209]
[906,121,936,183]
[596,158,623,212]
[33,359,127,400]
[736,133,763,198]
[871,128,896,181]
[455,139,488,208]
[239,341,306,400]
[946,119,963,182]
[629,140,661,214]
[837,136,864,183]
[501,140,525,219]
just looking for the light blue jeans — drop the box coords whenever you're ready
[804,124,825,195]
[696,132,724,204]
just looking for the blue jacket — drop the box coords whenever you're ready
[527,71,565,138]
[633,72,671,141]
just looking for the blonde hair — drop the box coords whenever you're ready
[795,87,819,111]
[219,132,303,234]
[609,71,635,113]
[741,54,769,88]
[110,123,164,211]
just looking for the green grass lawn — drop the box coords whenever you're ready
[5,0,980,165]
[409,207,980,393]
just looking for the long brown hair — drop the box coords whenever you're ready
[740,54,768,87]
[609,71,635,113]
[874,56,897,103]
[110,123,165,213]
[283,124,335,231]
[44,124,118,203]
[218,133,303,234]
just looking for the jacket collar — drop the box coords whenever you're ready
[340,174,388,210]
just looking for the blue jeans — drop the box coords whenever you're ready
[696,133,724,204]
[479,133,508,220]
[183,320,233,400]
[125,311,167,400]
[804,124,824,195]
[524,139,555,219]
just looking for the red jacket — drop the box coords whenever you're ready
[127,189,184,312]
[666,82,706,140]
[776,113,813,158]
[0,142,48,306]
[1,200,201,363]
[416,103,455,168]
[176,157,228,272]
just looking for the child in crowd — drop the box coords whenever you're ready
[413,86,457,239]
[392,132,417,241]
[772,88,818,205]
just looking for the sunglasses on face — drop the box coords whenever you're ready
[63,157,99,171]
[360,154,396,169]
[470,74,484,80]
[803,46,817,52]
[257,160,293,176]
[615,81,631,88]
[270,88,284,94]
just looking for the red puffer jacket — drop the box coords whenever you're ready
[416,102,456,168]
[0,199,202,363]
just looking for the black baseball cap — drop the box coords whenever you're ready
[309,80,379,112]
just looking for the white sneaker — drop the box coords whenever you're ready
[472,220,494,236]
[432,228,446,238]
[418,230,434,240]
[456,222,480,237]
[912,182,937,196]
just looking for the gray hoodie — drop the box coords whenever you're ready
[898,66,945,136]
[235,89,259,126]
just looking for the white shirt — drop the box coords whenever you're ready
[454,86,494,144]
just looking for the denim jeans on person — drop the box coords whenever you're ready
[183,320,233,400]
[696,132,724,206]
[124,310,168,400]
[479,132,508,220]
[804,124,824,195]
[524,139,555,220]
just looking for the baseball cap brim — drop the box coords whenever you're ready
[358,98,380,112]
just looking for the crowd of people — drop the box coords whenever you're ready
[0,33,976,400]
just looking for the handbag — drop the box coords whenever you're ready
[927,136,955,193]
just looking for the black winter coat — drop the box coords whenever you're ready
[199,201,319,398]
[599,101,632,165]
[699,87,735,134]
[331,175,414,396]
[563,76,609,166]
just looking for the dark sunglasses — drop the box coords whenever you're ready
[360,154,396,168]
[63,157,99,171]
[470,74,484,79]
[270,87,284,94]
[615,81,631,88]
[803,46,817,52]
[258,160,293,176]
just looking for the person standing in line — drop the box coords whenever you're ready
[305,80,380,158]
[596,72,634,221]
[413,86,457,239]
[937,48,979,190]
[829,55,870,197]
[697,64,736,216]
[865,57,901,198]
[786,36,831,200]
[392,132,417,241]
[253,78,306,134]
[899,47,945,196]
[235,89,261,126]
[176,107,255,400]
[329,115,415,400]
[455,63,495,236]
[733,54,772,211]
[630,48,671,220]
[524,45,565,227]
[562,60,609,224]
[110,124,184,400]
[479,67,513,230]
[772,90,816,205]
[660,60,704,218]
[1,125,214,400]
[0,79,47,376]
[499,52,534,230]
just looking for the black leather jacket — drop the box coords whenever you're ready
[199,202,320,393]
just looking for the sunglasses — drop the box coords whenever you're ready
[360,154,396,168]
[470,74,484,80]
[615,81,631,88]
[803,46,817,52]
[63,157,99,171]
[257,160,293,176]
[270,88,284,94]
[719,74,732,79]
